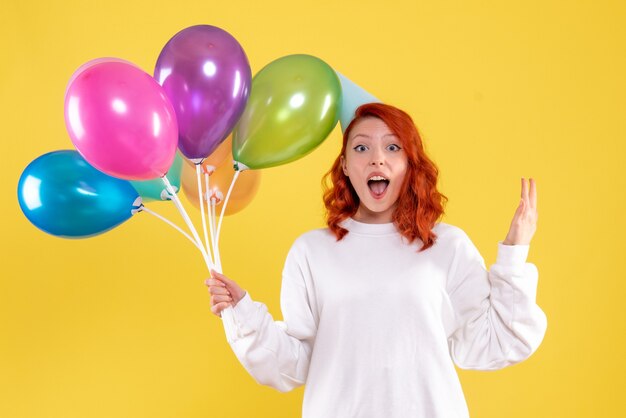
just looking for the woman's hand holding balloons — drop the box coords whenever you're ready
[502,178,538,245]
[205,270,246,317]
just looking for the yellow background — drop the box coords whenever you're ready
[2,0,624,417]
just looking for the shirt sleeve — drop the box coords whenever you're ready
[445,230,548,370]
[221,239,318,392]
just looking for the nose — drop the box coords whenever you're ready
[370,148,384,166]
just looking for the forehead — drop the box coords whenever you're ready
[349,117,395,140]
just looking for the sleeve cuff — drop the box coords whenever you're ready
[496,241,530,269]
[232,291,256,323]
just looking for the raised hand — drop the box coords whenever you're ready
[502,178,538,246]
[205,270,247,318]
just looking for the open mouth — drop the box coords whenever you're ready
[367,175,390,198]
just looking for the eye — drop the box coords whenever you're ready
[387,144,402,152]
[353,144,368,152]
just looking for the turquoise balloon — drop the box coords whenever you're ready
[130,152,183,201]
[17,150,141,238]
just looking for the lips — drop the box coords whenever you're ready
[367,174,390,199]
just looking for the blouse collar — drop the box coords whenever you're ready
[339,217,399,236]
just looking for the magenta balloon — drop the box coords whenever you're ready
[65,57,136,98]
[65,61,178,180]
[155,25,251,162]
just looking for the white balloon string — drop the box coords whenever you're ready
[161,176,236,343]
[196,165,213,263]
[211,193,233,340]
[205,172,217,261]
[139,205,201,250]
[211,198,217,242]
[212,200,223,272]
[216,170,240,250]
[161,175,214,270]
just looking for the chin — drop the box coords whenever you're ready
[357,200,397,219]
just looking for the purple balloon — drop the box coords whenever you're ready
[155,25,251,162]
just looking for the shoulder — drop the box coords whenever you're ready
[290,226,336,251]
[282,227,336,267]
[430,223,485,279]
[432,222,474,249]
[281,226,336,257]
[432,221,467,240]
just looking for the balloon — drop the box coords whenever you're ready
[65,57,136,97]
[130,152,184,201]
[17,150,141,238]
[181,155,260,216]
[155,25,251,162]
[65,60,178,180]
[232,54,341,170]
[129,134,233,203]
[203,134,232,170]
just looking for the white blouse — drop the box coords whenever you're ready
[221,218,548,417]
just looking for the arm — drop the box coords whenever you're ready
[220,242,317,392]
[445,232,548,370]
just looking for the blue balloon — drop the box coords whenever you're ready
[17,150,141,238]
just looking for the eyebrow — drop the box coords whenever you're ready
[351,133,398,140]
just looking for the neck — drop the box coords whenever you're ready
[353,203,395,224]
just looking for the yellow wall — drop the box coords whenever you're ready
[2,0,624,417]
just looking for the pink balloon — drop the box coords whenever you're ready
[65,57,136,99]
[64,60,178,180]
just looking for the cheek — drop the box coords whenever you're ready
[394,165,409,190]
[345,156,365,177]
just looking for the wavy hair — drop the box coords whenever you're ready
[322,103,448,251]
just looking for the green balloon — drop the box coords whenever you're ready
[130,152,183,201]
[233,54,341,169]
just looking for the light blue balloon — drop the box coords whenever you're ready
[17,150,141,238]
[130,152,183,201]
[336,71,381,134]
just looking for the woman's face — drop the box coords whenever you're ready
[341,117,408,224]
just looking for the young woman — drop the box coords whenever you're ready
[205,103,547,418]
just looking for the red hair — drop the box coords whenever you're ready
[322,103,448,251]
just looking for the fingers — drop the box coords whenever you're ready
[206,271,243,316]
[210,269,242,298]
[211,269,233,285]
[205,276,232,317]
[204,278,228,294]
[210,301,232,318]
[521,177,528,201]
[206,280,229,293]
[520,177,538,212]
[516,197,525,216]
[205,277,226,288]
[210,293,232,306]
